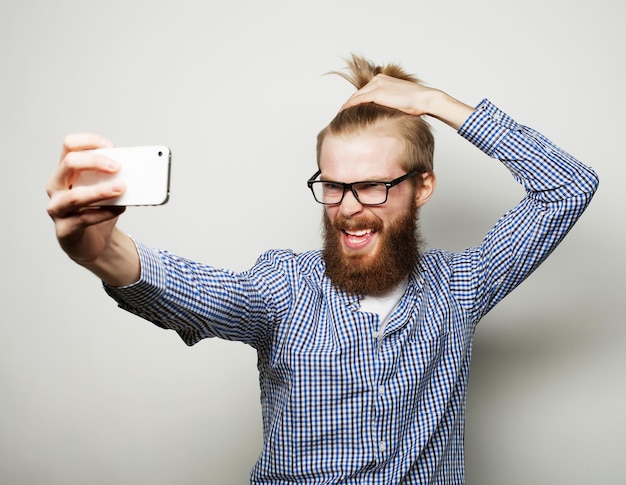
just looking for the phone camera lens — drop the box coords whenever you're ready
[158,151,163,157]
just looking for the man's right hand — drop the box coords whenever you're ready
[340,74,474,131]
[46,133,141,287]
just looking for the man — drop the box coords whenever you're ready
[46,55,598,484]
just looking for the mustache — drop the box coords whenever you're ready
[330,214,384,232]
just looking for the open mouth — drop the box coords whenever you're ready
[342,228,376,250]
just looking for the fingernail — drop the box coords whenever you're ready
[100,138,114,148]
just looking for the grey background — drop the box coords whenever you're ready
[1,0,624,483]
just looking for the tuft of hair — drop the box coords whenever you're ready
[317,54,435,176]
[329,53,422,89]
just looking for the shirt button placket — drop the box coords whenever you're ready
[372,327,384,460]
[376,345,387,458]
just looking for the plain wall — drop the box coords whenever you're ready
[1,0,624,483]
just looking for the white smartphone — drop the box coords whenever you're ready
[73,145,172,206]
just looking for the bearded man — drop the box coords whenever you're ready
[46,55,598,484]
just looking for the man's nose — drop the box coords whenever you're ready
[338,188,363,217]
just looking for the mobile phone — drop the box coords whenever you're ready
[73,145,172,206]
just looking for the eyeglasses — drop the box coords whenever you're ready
[307,169,420,206]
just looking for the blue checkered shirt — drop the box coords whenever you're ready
[105,99,598,484]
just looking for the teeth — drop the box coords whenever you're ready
[346,229,372,236]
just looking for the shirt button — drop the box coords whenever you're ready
[379,441,387,452]
[373,331,379,339]
[378,386,384,396]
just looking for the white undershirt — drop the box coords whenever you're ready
[358,278,409,338]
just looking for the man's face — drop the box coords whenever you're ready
[319,131,434,295]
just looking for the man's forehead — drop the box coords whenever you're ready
[319,133,405,179]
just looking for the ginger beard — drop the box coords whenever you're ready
[322,200,424,296]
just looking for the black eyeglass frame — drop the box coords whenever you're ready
[307,169,421,206]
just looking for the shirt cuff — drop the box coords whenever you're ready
[103,239,166,308]
[458,99,520,156]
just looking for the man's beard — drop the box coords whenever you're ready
[322,202,424,296]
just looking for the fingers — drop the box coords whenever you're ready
[52,206,125,242]
[47,132,125,228]
[60,133,113,159]
[66,150,120,181]
[47,179,125,219]
[340,92,370,111]
[47,179,126,255]
[340,74,431,116]
[340,75,385,111]
[47,133,120,201]
[45,156,124,219]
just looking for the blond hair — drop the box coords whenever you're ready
[317,55,434,177]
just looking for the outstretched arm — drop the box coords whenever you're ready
[341,73,474,130]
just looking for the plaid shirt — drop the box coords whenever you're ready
[106,100,598,484]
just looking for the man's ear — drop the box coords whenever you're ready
[415,172,436,208]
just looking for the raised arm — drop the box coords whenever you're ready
[343,71,598,319]
[46,133,141,287]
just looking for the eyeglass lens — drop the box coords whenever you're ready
[312,181,388,205]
